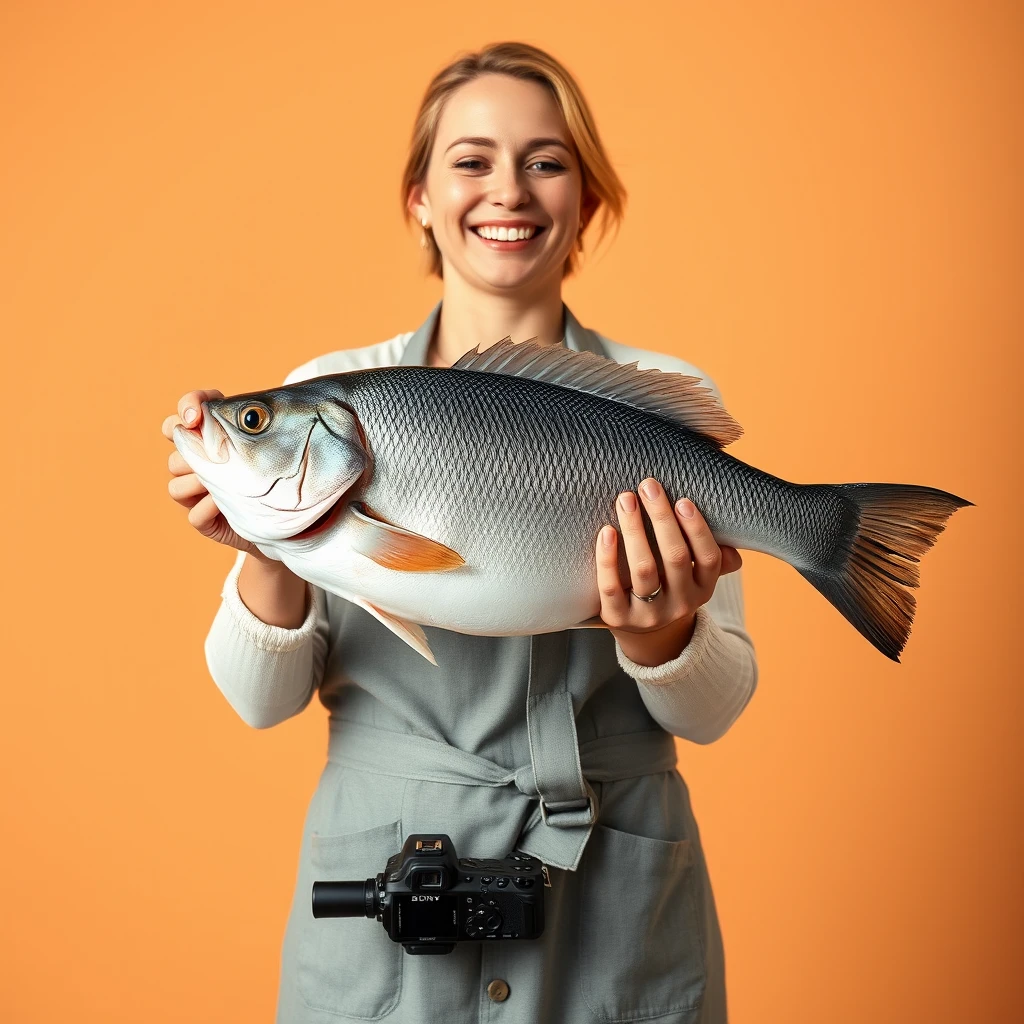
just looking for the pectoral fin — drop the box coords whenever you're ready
[349,503,465,573]
[351,596,437,665]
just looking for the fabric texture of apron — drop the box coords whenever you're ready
[275,304,729,1023]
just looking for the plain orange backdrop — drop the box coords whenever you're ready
[1,2,1020,1022]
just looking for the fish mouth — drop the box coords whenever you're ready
[172,413,230,466]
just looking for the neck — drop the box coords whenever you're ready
[428,273,565,368]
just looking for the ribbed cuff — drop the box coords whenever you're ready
[614,605,715,685]
[220,550,320,653]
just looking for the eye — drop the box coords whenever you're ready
[529,160,564,172]
[238,404,272,434]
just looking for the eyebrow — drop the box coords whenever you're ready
[444,136,572,155]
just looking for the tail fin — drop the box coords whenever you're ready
[797,484,972,661]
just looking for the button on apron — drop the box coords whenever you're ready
[487,978,510,1002]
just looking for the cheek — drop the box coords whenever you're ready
[539,181,583,231]
[439,179,481,224]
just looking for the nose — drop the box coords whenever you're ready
[488,162,530,209]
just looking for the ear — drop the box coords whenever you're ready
[407,182,431,225]
[579,192,600,232]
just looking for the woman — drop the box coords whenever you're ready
[163,42,757,1024]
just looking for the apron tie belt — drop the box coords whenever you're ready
[326,717,678,871]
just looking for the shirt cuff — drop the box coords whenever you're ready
[220,550,320,653]
[614,604,715,685]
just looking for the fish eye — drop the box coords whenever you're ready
[238,404,272,434]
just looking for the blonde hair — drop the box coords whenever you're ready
[401,42,627,278]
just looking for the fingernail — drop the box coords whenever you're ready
[601,526,615,548]
[677,498,695,518]
[183,408,197,425]
[640,480,659,501]
[619,492,637,513]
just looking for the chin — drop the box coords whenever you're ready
[467,258,555,294]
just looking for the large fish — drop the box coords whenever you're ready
[173,340,970,664]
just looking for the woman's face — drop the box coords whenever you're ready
[411,73,588,295]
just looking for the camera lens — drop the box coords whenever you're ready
[311,879,377,918]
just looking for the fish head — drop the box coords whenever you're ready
[173,384,367,546]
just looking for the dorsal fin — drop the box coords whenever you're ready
[451,338,743,447]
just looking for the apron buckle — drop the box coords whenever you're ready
[539,779,598,828]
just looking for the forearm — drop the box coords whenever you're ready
[238,551,309,628]
[205,551,328,728]
[617,570,759,744]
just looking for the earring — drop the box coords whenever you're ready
[420,216,431,249]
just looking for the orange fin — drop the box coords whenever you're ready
[351,596,437,665]
[350,504,465,573]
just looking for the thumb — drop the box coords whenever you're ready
[719,545,743,575]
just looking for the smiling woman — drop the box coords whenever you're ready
[401,42,625,290]
[163,40,758,1024]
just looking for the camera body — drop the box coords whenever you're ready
[312,833,546,954]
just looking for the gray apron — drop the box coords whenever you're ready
[275,304,728,1023]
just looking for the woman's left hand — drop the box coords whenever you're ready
[595,477,743,668]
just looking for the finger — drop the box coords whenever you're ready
[675,498,723,592]
[168,449,193,476]
[595,525,630,624]
[168,472,208,508]
[720,545,743,575]
[616,490,661,599]
[177,389,224,430]
[187,492,223,535]
[637,478,694,593]
[161,413,183,441]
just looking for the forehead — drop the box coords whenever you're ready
[434,74,570,147]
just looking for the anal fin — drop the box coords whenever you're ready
[351,596,437,665]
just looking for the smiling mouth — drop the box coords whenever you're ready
[469,225,545,245]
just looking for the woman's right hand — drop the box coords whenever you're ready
[162,389,264,557]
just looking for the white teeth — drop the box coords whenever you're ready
[475,225,536,241]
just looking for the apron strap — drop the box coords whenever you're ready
[525,632,596,832]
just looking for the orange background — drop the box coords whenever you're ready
[1,2,1020,1021]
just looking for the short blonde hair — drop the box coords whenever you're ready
[401,42,627,278]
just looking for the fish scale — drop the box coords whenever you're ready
[337,368,837,577]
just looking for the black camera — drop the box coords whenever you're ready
[312,833,547,955]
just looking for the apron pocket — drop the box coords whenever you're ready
[298,819,403,1020]
[579,824,706,1022]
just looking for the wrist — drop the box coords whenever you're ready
[613,613,697,668]
[247,546,286,572]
